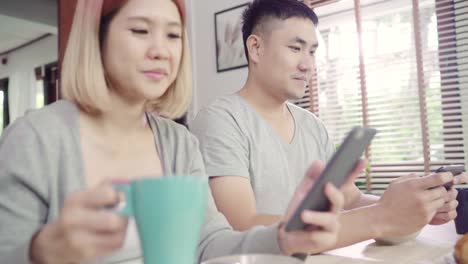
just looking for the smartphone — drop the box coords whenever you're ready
[435,165,465,190]
[285,126,377,232]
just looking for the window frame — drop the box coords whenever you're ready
[0,78,10,129]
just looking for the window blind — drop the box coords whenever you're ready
[300,0,342,9]
[295,0,467,194]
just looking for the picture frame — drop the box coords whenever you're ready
[214,3,249,73]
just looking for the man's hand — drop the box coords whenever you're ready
[430,172,468,225]
[376,172,453,237]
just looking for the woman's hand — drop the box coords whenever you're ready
[277,160,360,255]
[30,183,128,264]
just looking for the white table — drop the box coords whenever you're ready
[119,222,460,264]
[305,221,460,264]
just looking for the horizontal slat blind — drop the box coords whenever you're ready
[316,28,364,144]
[456,0,468,171]
[427,0,466,166]
[363,0,429,194]
[295,0,467,194]
[295,1,344,115]
[299,0,342,9]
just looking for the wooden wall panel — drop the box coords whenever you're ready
[59,0,77,67]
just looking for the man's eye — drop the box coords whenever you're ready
[289,46,301,52]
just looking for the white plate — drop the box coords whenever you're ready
[202,254,304,264]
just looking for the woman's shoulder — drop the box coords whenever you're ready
[148,113,198,146]
[22,100,78,131]
[2,100,79,145]
[147,114,202,175]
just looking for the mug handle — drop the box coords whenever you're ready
[114,183,133,217]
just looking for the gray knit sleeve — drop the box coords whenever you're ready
[0,117,49,264]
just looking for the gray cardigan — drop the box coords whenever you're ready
[0,101,281,263]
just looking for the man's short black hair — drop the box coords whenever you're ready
[241,0,319,62]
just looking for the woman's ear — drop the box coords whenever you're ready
[246,34,262,64]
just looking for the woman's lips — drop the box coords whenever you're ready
[143,70,167,81]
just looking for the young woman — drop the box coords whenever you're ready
[0,0,347,263]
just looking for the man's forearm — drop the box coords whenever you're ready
[236,194,382,246]
[347,193,380,209]
[234,214,281,231]
[246,205,387,251]
[342,184,379,210]
[334,203,388,249]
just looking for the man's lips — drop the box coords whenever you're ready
[293,76,307,81]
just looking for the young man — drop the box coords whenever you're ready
[191,0,464,250]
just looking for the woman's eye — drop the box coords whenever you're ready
[168,33,182,39]
[131,29,148,34]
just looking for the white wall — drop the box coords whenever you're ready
[0,34,58,79]
[0,0,57,27]
[186,0,250,124]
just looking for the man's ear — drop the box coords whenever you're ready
[246,34,262,64]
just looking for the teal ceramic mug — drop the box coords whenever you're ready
[115,176,208,264]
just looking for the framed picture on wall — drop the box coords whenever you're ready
[214,3,249,73]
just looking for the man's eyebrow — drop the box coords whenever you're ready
[290,37,318,49]
[291,36,307,45]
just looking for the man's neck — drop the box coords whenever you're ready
[239,76,290,120]
[239,75,296,144]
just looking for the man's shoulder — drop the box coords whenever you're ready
[288,102,321,123]
[198,94,244,116]
[288,103,330,136]
[192,94,247,128]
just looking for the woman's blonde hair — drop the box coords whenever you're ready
[61,0,192,118]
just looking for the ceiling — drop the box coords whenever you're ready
[0,0,57,55]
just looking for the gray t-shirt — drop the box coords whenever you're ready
[191,94,334,215]
[0,100,281,264]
